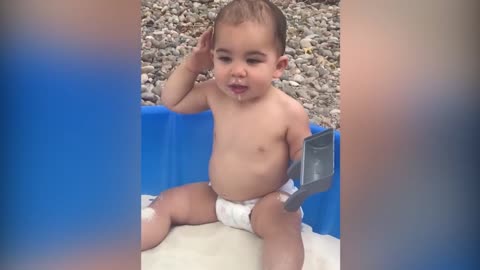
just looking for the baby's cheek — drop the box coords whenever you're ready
[212,66,224,78]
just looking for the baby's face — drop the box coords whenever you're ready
[212,21,287,102]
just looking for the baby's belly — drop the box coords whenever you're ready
[209,149,289,202]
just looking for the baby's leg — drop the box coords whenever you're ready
[250,192,304,270]
[141,182,218,251]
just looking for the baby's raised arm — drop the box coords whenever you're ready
[161,28,215,114]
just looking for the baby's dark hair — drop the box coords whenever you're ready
[213,0,287,55]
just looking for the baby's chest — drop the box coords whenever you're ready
[213,114,287,151]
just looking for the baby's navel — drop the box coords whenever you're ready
[257,146,266,152]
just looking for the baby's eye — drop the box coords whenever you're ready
[218,56,231,63]
[247,59,261,64]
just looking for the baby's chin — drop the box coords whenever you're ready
[219,87,250,101]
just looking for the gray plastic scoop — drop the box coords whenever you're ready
[284,129,335,212]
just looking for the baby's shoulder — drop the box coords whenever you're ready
[273,88,309,120]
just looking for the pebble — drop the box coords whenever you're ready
[285,47,296,56]
[142,51,155,62]
[153,85,163,96]
[296,89,310,99]
[145,83,154,93]
[208,12,216,20]
[323,49,333,58]
[142,92,158,103]
[308,90,319,98]
[141,65,155,74]
[318,66,328,77]
[282,86,296,98]
[144,100,156,106]
[289,81,300,87]
[292,74,305,83]
[300,38,312,49]
[303,103,314,110]
[330,109,341,115]
[141,74,149,84]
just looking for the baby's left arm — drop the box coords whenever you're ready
[286,102,312,161]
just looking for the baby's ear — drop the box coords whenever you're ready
[273,55,289,79]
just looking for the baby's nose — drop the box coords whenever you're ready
[231,63,247,77]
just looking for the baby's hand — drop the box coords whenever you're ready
[185,28,214,74]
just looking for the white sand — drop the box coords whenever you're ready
[141,195,340,270]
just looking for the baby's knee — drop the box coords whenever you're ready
[251,192,301,234]
[276,192,289,203]
[255,192,293,212]
[141,207,156,222]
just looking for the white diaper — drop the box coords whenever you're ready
[215,179,303,233]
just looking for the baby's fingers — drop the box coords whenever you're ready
[207,28,214,50]
[198,28,213,48]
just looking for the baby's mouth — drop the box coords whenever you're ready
[228,84,248,94]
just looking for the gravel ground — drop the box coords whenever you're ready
[141,0,340,129]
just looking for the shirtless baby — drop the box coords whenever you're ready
[141,1,312,269]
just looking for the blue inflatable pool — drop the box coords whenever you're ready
[141,106,340,238]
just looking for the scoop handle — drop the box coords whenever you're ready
[284,188,309,212]
[287,159,302,180]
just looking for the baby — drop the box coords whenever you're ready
[142,1,312,269]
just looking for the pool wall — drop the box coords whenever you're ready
[141,106,340,238]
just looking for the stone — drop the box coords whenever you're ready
[329,36,339,42]
[142,92,158,103]
[306,69,319,78]
[308,90,319,98]
[292,74,305,83]
[302,26,314,37]
[289,81,300,87]
[303,103,314,110]
[153,85,163,96]
[144,100,156,106]
[208,12,216,20]
[142,51,155,62]
[295,58,308,65]
[280,70,290,81]
[295,89,310,99]
[282,85,296,97]
[141,65,155,74]
[141,74,149,84]
[287,60,297,70]
[323,49,334,58]
[318,66,328,77]
[313,116,324,125]
[330,109,341,115]
[145,83,154,93]
[300,38,312,49]
[285,47,296,56]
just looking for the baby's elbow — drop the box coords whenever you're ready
[161,100,175,111]
[161,100,176,111]
[289,148,302,162]
[164,102,181,113]
[159,91,177,111]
